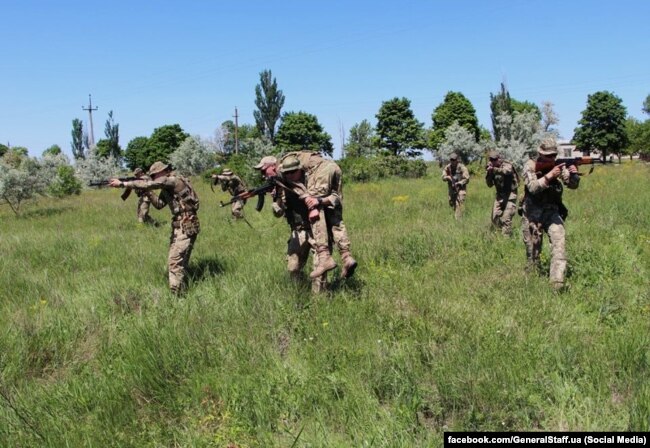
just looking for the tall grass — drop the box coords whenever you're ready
[1,162,649,446]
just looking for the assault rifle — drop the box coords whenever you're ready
[220,179,277,212]
[535,157,611,175]
[89,177,140,201]
[445,167,460,193]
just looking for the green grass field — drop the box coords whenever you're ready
[1,162,649,447]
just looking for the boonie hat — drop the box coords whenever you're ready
[449,153,459,161]
[538,138,558,156]
[148,161,171,176]
[278,155,301,173]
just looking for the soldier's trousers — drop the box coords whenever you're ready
[231,199,244,219]
[522,208,567,286]
[137,197,153,224]
[449,189,466,220]
[491,194,517,236]
[311,206,352,254]
[287,228,327,293]
[168,225,198,293]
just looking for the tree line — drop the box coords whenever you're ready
[2,71,649,214]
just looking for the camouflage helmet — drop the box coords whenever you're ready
[133,167,144,176]
[449,152,459,161]
[148,161,171,176]
[278,155,302,173]
[538,138,558,156]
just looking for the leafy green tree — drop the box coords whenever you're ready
[43,145,62,156]
[49,165,82,197]
[626,117,650,159]
[643,94,650,115]
[490,83,513,142]
[0,144,8,157]
[71,118,85,159]
[512,99,541,120]
[75,148,120,186]
[430,91,479,150]
[123,124,189,170]
[94,139,112,159]
[344,120,376,158]
[124,136,150,171]
[375,97,425,157]
[573,91,629,161]
[254,69,285,143]
[275,111,334,156]
[103,110,121,159]
[218,121,262,155]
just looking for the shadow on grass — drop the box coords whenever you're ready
[188,257,226,283]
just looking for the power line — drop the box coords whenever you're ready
[82,94,98,147]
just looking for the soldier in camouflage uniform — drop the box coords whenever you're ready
[256,151,358,280]
[133,167,156,225]
[521,139,579,290]
[110,161,200,295]
[441,153,470,219]
[485,151,519,236]
[254,156,327,293]
[212,168,247,219]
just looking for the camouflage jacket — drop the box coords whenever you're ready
[522,159,579,210]
[485,161,518,199]
[123,174,199,221]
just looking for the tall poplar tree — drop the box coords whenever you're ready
[254,69,285,143]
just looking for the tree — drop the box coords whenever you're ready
[43,145,62,156]
[124,136,150,171]
[0,155,48,215]
[541,101,560,135]
[437,123,482,164]
[573,91,629,161]
[169,136,215,176]
[511,99,541,120]
[0,144,8,157]
[375,97,425,157]
[103,110,121,159]
[75,148,120,186]
[275,111,334,156]
[40,152,82,197]
[430,91,479,150]
[494,110,550,170]
[254,69,285,143]
[123,124,189,170]
[643,94,650,115]
[626,117,650,160]
[490,83,513,142]
[344,120,376,158]
[71,118,85,159]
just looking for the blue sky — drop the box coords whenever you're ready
[1,0,648,159]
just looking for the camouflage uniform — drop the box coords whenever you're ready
[280,151,357,279]
[441,155,470,219]
[522,141,580,289]
[485,154,519,236]
[217,170,247,219]
[135,176,155,224]
[122,162,200,294]
[272,185,327,293]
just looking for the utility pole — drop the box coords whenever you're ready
[233,107,239,154]
[82,94,98,147]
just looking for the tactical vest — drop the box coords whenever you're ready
[493,163,518,194]
[172,176,200,215]
[283,190,310,229]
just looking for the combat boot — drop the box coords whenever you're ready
[310,246,337,279]
[340,250,358,279]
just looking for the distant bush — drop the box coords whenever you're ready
[339,155,427,182]
[49,165,82,197]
